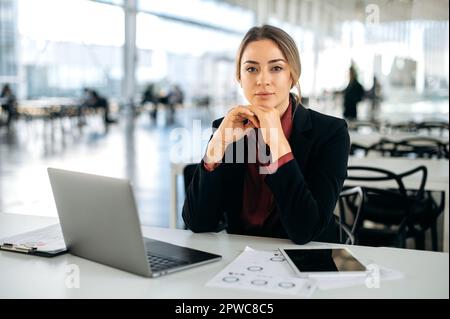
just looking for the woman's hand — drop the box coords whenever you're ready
[205,106,259,164]
[247,104,291,161]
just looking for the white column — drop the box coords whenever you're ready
[255,0,270,26]
[123,0,137,108]
[288,0,298,26]
[416,28,425,95]
[311,0,323,97]
[275,0,286,22]
[299,0,311,29]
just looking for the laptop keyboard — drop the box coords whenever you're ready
[146,252,188,272]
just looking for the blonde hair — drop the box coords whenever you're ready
[235,25,302,104]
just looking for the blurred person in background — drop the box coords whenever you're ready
[167,84,184,124]
[145,82,171,124]
[77,87,93,126]
[90,90,116,125]
[366,75,383,121]
[141,83,157,120]
[341,65,365,121]
[0,84,18,128]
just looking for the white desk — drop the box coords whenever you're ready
[0,213,448,298]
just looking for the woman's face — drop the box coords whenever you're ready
[239,39,293,111]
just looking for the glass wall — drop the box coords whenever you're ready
[268,16,449,103]
[1,0,447,105]
[135,0,253,107]
[16,0,124,99]
[137,0,252,34]
[0,0,18,92]
[136,13,247,107]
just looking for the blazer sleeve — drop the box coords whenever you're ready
[182,121,225,232]
[264,121,350,244]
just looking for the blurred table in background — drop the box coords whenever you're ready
[17,98,80,119]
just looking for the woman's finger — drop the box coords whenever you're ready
[246,115,260,128]
[247,104,264,118]
[236,106,255,118]
[243,122,256,135]
[232,107,258,123]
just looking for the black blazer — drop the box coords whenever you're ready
[182,97,350,244]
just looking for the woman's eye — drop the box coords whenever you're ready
[272,66,283,71]
[246,67,257,73]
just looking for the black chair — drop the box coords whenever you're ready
[385,121,417,133]
[349,143,370,157]
[335,187,364,245]
[369,137,448,159]
[346,165,441,250]
[416,121,449,136]
[182,164,198,229]
[424,189,446,251]
[366,138,399,157]
[395,137,448,159]
[348,120,380,132]
[182,163,227,232]
[183,163,198,194]
[385,121,449,136]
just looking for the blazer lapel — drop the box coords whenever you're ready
[290,101,313,173]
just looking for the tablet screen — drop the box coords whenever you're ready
[282,248,367,272]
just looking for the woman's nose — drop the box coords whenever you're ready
[256,70,270,86]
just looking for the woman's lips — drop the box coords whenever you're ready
[255,92,274,98]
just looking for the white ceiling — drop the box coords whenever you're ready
[218,0,449,25]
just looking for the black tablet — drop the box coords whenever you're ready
[279,248,369,277]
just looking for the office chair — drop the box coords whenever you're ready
[183,163,198,194]
[334,216,355,245]
[346,165,440,250]
[335,187,364,245]
[181,164,198,230]
[182,163,227,232]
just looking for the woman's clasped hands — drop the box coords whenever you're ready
[205,104,291,164]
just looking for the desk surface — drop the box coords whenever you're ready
[0,213,448,299]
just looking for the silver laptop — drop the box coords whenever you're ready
[47,167,221,278]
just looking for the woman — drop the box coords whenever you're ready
[182,25,350,245]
